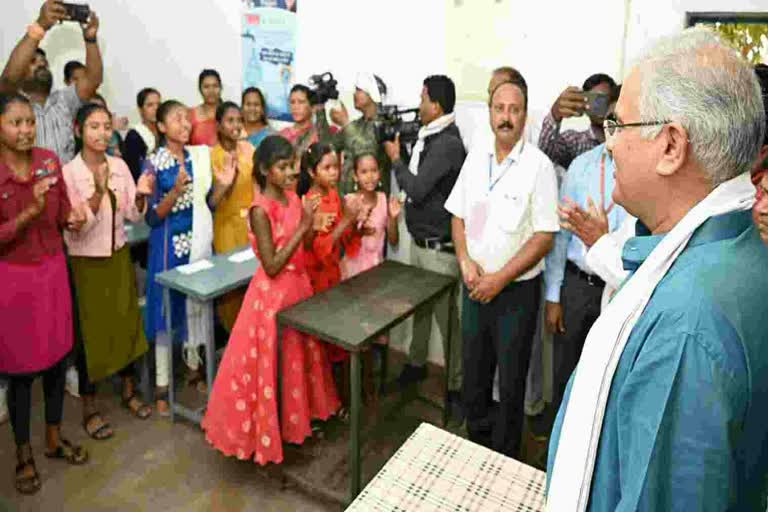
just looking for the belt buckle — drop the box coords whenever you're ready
[424,237,441,251]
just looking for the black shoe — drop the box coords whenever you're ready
[447,390,465,425]
[396,364,427,387]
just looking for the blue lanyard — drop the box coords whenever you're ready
[488,141,522,192]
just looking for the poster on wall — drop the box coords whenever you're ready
[241,1,298,122]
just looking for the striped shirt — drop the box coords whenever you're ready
[31,85,83,165]
[537,112,601,170]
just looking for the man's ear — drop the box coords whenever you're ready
[754,144,768,172]
[655,122,688,177]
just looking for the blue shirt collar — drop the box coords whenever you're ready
[622,210,753,273]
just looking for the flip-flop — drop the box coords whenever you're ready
[44,439,88,465]
[82,412,114,440]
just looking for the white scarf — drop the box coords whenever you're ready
[133,123,156,154]
[547,172,756,512]
[184,145,214,360]
[408,113,456,176]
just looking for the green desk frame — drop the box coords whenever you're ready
[276,260,458,503]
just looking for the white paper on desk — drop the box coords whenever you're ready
[228,249,256,263]
[176,259,214,275]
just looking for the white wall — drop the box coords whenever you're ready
[3,0,765,364]
[2,1,243,124]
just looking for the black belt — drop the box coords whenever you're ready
[413,237,455,254]
[566,261,605,287]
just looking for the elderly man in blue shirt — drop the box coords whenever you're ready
[546,28,768,512]
[542,85,628,436]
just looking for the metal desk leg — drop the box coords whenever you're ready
[163,287,175,423]
[443,283,456,428]
[205,299,215,396]
[349,350,362,501]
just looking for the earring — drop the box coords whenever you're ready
[353,181,358,191]
[377,180,382,188]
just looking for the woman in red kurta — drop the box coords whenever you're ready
[0,94,88,495]
[188,69,221,146]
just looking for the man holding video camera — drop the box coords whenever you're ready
[383,75,466,419]
[538,73,616,170]
[318,72,392,196]
[1,0,103,164]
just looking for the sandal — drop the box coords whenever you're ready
[14,449,41,495]
[122,393,152,420]
[337,406,350,424]
[82,412,114,441]
[45,438,88,465]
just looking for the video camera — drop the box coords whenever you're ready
[308,72,339,105]
[374,105,421,144]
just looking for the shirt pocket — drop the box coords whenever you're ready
[492,191,529,234]
[108,171,126,213]
[74,173,95,200]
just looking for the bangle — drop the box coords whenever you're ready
[27,23,46,42]
[84,36,97,44]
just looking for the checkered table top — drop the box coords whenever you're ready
[346,422,547,512]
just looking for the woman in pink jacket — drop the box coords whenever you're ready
[63,103,154,441]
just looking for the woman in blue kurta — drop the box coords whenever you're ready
[141,100,229,413]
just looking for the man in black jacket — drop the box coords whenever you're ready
[384,75,466,418]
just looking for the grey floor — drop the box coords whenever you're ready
[0,354,548,512]
[0,382,337,512]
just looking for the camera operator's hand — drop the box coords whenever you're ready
[37,0,68,30]
[551,86,588,122]
[81,10,99,40]
[330,103,349,127]
[383,133,401,163]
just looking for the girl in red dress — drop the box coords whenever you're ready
[298,143,364,413]
[202,135,339,465]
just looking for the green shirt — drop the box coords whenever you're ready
[317,111,391,197]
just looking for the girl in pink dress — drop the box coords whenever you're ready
[202,135,339,465]
[340,153,401,403]
[341,153,400,279]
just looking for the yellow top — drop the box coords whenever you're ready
[211,140,256,254]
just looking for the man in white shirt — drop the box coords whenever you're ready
[445,74,559,457]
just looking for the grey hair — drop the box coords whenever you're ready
[635,27,765,186]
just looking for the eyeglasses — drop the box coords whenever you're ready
[603,113,671,139]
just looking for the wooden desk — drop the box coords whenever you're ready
[154,247,258,423]
[277,260,458,503]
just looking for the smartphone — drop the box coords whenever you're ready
[59,2,90,23]
[583,91,610,118]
